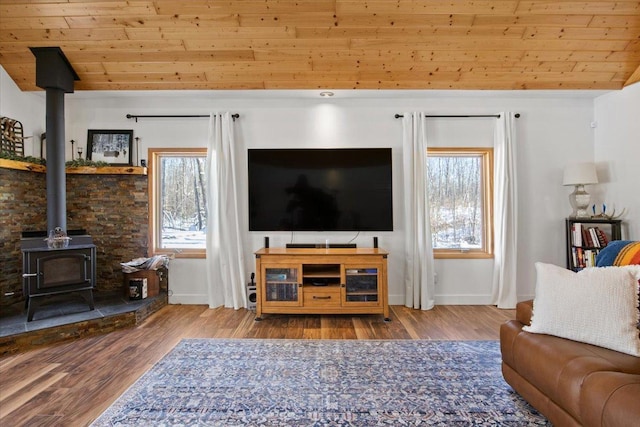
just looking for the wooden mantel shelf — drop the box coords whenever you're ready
[0,158,46,173]
[65,166,147,175]
[0,159,147,175]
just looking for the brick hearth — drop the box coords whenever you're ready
[0,292,167,356]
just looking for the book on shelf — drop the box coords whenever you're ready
[596,228,609,246]
[572,247,599,269]
[589,227,600,248]
[572,222,583,246]
[581,227,593,247]
[571,223,610,249]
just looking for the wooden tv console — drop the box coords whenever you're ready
[254,247,389,321]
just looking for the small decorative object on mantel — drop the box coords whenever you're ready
[591,204,626,220]
[40,132,46,158]
[135,136,141,166]
[46,227,71,249]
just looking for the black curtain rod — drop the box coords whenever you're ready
[394,113,520,119]
[126,113,239,122]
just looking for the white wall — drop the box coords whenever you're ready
[4,64,627,307]
[594,83,640,238]
[63,92,600,306]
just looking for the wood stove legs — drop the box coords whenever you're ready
[26,288,95,322]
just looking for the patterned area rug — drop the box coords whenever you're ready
[91,339,549,426]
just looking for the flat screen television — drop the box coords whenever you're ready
[248,148,393,231]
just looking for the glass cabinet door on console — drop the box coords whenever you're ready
[261,265,302,307]
[342,265,382,307]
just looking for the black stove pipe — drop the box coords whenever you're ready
[45,87,67,231]
[30,47,79,233]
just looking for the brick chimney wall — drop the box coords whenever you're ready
[0,168,47,310]
[0,166,149,314]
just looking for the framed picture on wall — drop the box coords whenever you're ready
[87,129,133,165]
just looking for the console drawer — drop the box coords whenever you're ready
[304,287,341,307]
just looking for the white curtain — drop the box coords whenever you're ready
[491,112,518,309]
[205,112,246,309]
[402,112,435,310]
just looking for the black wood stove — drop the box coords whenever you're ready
[21,231,96,321]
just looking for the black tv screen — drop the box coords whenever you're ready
[248,148,393,231]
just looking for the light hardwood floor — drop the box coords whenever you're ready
[0,304,515,427]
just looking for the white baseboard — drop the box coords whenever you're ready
[435,294,494,305]
[169,293,208,305]
[168,293,536,307]
[388,294,405,305]
[434,294,535,306]
[390,294,493,306]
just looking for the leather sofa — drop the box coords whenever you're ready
[500,300,640,427]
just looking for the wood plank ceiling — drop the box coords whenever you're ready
[0,1,639,92]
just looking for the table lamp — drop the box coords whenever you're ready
[562,162,598,218]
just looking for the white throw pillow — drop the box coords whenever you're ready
[523,263,640,357]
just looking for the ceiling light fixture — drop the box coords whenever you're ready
[319,91,334,97]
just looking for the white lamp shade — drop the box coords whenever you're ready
[562,162,598,186]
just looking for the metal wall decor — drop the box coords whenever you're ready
[1,116,25,156]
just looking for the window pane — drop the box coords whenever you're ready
[159,155,207,249]
[428,155,484,250]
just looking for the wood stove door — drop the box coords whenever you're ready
[26,248,93,295]
[21,244,96,321]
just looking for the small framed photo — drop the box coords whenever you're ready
[87,129,133,165]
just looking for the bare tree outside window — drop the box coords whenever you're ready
[150,149,208,257]
[427,148,493,258]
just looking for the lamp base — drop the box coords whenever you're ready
[569,184,591,218]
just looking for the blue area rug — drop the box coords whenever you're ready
[91,339,549,426]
